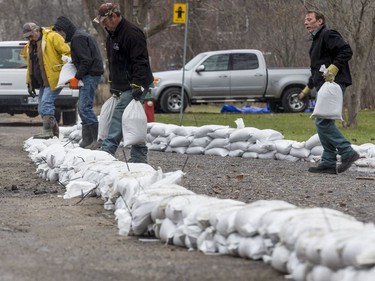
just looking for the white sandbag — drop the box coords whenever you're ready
[311,81,343,120]
[194,125,229,138]
[234,200,296,237]
[258,151,276,160]
[122,99,147,147]
[189,136,212,148]
[205,138,230,150]
[149,123,179,137]
[306,265,334,281]
[286,252,313,281]
[98,96,119,141]
[341,225,375,267]
[165,146,187,154]
[252,129,284,143]
[274,139,294,154]
[275,153,300,162]
[172,125,197,136]
[207,127,235,139]
[169,135,193,147]
[310,145,324,156]
[115,208,132,236]
[159,218,177,244]
[289,147,311,159]
[186,146,205,155]
[270,243,291,273]
[241,151,258,159]
[246,142,269,154]
[165,194,209,224]
[238,235,267,260]
[225,232,243,256]
[305,134,321,150]
[197,226,217,254]
[228,150,244,157]
[211,205,246,236]
[229,127,261,143]
[63,180,96,199]
[56,62,83,88]
[225,141,249,151]
[204,147,229,157]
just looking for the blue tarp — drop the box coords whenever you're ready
[220,104,272,113]
[220,101,316,114]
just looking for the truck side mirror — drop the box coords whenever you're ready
[195,65,205,73]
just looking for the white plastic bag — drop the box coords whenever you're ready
[311,65,343,120]
[98,96,119,141]
[56,62,83,88]
[122,99,147,147]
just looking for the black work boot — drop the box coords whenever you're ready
[79,124,93,148]
[308,165,337,174]
[86,123,100,150]
[338,152,360,173]
[33,115,54,139]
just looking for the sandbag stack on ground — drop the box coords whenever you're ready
[23,124,375,281]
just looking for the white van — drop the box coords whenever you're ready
[0,41,78,125]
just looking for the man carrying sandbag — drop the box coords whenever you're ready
[53,16,104,149]
[93,3,153,163]
[299,10,359,174]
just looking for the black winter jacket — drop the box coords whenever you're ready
[105,17,154,91]
[54,16,104,80]
[307,25,353,91]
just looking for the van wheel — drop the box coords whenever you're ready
[160,87,188,113]
[281,87,308,113]
[62,110,77,125]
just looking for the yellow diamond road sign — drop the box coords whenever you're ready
[173,3,186,24]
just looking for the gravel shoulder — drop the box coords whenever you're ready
[0,115,374,281]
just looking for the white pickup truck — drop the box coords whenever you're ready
[0,41,78,125]
[152,49,311,113]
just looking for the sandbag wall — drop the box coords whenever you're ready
[23,125,375,281]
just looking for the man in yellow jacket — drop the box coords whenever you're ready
[21,22,71,139]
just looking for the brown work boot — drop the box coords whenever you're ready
[33,115,54,139]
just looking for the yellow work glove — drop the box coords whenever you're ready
[323,64,339,82]
[298,86,311,100]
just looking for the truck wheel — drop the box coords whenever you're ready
[62,110,77,125]
[281,87,308,113]
[25,111,39,118]
[268,102,283,113]
[160,87,188,113]
[55,109,61,124]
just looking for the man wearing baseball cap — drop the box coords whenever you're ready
[21,22,71,139]
[93,3,154,163]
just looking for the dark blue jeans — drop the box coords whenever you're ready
[38,86,62,117]
[101,89,148,163]
[315,84,355,167]
[78,75,100,125]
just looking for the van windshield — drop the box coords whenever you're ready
[184,53,206,71]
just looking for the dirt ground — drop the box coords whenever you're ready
[0,114,374,281]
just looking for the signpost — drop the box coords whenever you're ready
[173,3,188,125]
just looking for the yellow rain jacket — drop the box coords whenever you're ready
[21,27,70,91]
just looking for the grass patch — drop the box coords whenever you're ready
[154,104,375,145]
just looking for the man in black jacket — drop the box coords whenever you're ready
[53,16,104,148]
[93,3,154,163]
[300,10,359,174]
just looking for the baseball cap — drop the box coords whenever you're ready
[93,3,120,23]
[23,22,39,38]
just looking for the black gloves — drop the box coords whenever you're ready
[130,84,144,101]
[27,84,36,98]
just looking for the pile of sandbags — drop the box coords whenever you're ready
[23,131,375,281]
